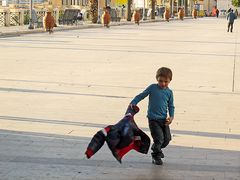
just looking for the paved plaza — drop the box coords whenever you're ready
[0,18,240,180]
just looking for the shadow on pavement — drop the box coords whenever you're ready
[0,129,239,179]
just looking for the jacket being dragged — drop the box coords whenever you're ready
[85,105,151,163]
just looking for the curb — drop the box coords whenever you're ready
[0,17,193,38]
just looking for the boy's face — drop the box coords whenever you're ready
[157,76,171,89]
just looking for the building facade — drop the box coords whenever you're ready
[217,0,232,11]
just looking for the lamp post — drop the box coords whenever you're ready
[142,0,145,20]
[97,0,101,23]
[28,0,34,29]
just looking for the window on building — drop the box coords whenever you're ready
[82,0,88,6]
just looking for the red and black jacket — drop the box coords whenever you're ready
[85,105,150,163]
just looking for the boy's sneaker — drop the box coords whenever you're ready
[151,152,163,165]
[152,157,163,165]
[151,152,164,158]
[159,152,164,158]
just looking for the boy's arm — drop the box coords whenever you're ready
[130,85,151,105]
[166,91,175,125]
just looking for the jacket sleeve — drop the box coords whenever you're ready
[168,90,175,118]
[130,85,152,105]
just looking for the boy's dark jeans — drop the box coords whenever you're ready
[148,119,172,157]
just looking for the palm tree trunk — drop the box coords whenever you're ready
[184,0,188,16]
[90,0,98,23]
[151,0,155,19]
[127,0,132,21]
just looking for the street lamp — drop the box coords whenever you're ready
[28,0,34,29]
[97,0,101,23]
[142,0,145,20]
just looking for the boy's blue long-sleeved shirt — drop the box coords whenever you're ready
[130,84,175,121]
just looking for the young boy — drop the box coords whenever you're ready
[130,67,175,165]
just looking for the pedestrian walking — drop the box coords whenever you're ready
[121,4,126,19]
[216,8,219,18]
[227,10,236,32]
[130,67,175,165]
[227,8,232,13]
[235,9,238,18]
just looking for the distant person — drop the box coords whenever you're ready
[77,11,83,21]
[130,67,175,165]
[235,9,238,18]
[31,9,38,28]
[216,8,219,18]
[227,8,232,13]
[227,10,236,33]
[159,6,165,18]
[164,8,170,22]
[73,11,83,25]
[122,5,126,19]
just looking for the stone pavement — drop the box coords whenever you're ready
[0,17,239,180]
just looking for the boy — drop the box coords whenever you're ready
[130,67,175,165]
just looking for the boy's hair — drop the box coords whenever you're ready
[156,67,173,81]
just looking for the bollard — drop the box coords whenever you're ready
[178,8,184,20]
[5,9,10,26]
[53,8,59,25]
[19,9,25,25]
[164,8,170,22]
[133,10,140,25]
[192,9,197,19]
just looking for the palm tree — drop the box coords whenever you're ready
[90,0,98,23]
[232,0,240,7]
[151,0,156,19]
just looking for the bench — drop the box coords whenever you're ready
[110,8,121,22]
[59,9,82,25]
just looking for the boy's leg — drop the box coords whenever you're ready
[161,125,172,149]
[149,120,164,165]
[231,23,233,32]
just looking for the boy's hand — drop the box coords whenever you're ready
[129,104,134,109]
[165,117,173,125]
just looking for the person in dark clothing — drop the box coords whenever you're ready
[216,8,219,18]
[227,10,236,32]
[130,67,175,165]
[235,9,238,18]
